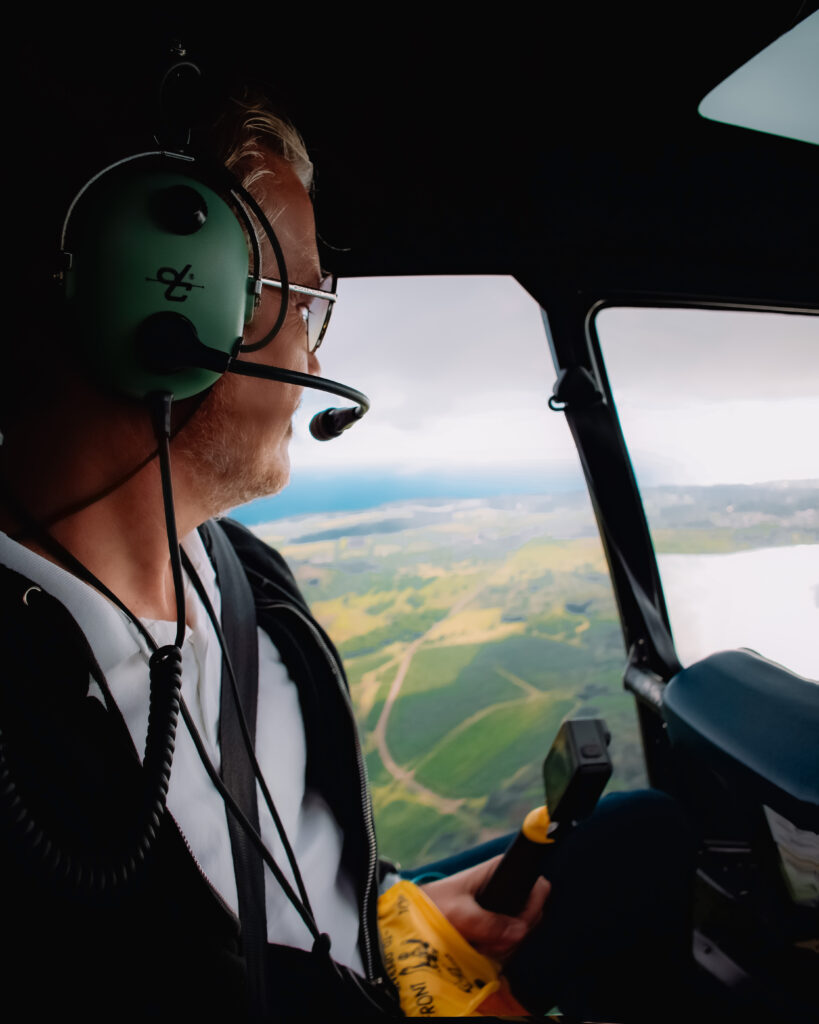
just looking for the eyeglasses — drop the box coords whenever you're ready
[257,272,337,353]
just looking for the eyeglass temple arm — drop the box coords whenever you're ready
[256,277,338,302]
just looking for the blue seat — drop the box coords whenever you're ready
[663,649,818,831]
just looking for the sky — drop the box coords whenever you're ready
[284,276,819,490]
[597,305,819,486]
[288,275,575,479]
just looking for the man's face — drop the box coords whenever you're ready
[180,149,322,514]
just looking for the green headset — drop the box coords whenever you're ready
[59,147,290,401]
[57,42,369,440]
[59,145,370,439]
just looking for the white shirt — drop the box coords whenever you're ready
[0,529,364,974]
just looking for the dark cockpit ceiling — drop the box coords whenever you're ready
[35,4,819,307]
[221,3,819,309]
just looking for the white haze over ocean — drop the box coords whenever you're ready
[659,546,819,681]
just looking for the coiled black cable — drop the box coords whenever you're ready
[0,393,185,893]
[143,644,184,833]
[0,631,184,894]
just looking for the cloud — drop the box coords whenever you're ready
[287,276,819,486]
[597,306,819,401]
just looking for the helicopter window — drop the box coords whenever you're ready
[231,276,646,865]
[698,9,819,146]
[594,306,819,680]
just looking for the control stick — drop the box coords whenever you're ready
[476,717,612,915]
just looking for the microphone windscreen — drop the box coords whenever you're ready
[310,406,363,441]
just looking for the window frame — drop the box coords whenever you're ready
[535,287,818,786]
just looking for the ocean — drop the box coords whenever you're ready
[228,469,584,525]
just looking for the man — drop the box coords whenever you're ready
[2,49,703,1017]
[0,80,559,1019]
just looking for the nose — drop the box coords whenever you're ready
[308,347,322,377]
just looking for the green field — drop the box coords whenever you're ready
[415,695,575,797]
[374,800,477,867]
[387,645,521,765]
[258,481,818,865]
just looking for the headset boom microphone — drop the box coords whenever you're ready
[132,314,371,441]
[175,338,371,439]
[226,357,369,438]
[231,360,369,441]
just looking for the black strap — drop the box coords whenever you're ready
[555,366,682,676]
[203,522,270,1022]
[606,531,682,676]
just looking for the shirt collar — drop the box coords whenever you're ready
[0,528,220,676]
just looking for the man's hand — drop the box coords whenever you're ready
[420,854,550,961]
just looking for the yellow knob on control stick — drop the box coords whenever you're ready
[521,805,553,844]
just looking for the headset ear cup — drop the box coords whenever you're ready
[136,312,208,373]
[63,166,251,400]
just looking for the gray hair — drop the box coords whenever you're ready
[211,91,314,193]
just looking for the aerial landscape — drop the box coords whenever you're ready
[246,479,818,866]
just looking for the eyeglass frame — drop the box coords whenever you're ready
[248,272,337,353]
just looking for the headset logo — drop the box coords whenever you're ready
[146,264,204,303]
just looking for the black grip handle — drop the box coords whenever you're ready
[476,830,550,915]
[477,718,612,917]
